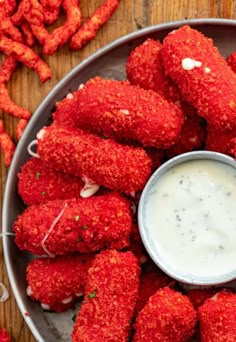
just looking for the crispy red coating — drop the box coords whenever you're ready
[0,55,18,83]
[36,124,152,194]
[0,35,51,83]
[43,0,82,55]
[21,21,35,47]
[40,0,62,25]
[166,115,206,158]
[4,0,17,15]
[17,157,84,205]
[126,38,181,102]
[229,137,236,158]
[0,328,11,342]
[53,77,184,149]
[13,192,132,255]
[15,119,28,140]
[134,287,197,342]
[187,288,221,310]
[72,250,140,342]
[205,124,235,155]
[128,223,149,265]
[226,51,236,73]
[198,290,236,341]
[162,25,236,131]
[0,6,23,43]
[0,120,15,167]
[26,254,93,312]
[69,0,119,51]
[0,83,31,119]
[134,270,171,315]
[21,0,49,46]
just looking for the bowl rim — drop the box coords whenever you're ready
[3,18,236,341]
[138,150,236,286]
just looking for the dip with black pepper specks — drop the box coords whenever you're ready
[145,159,236,277]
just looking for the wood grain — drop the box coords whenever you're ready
[0,1,236,341]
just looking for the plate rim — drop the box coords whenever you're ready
[3,18,236,342]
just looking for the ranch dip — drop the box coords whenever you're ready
[145,159,236,278]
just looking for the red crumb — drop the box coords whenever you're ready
[70,0,119,51]
[205,124,235,155]
[226,51,236,73]
[53,77,184,149]
[26,254,93,312]
[13,192,132,255]
[0,35,52,83]
[17,157,84,205]
[162,25,236,131]
[72,250,140,342]
[198,290,236,341]
[43,0,82,55]
[135,270,171,315]
[36,124,152,194]
[0,120,15,167]
[134,287,197,342]
[166,115,206,158]
[187,288,221,310]
[0,328,11,342]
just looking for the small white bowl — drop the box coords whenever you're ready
[138,151,236,285]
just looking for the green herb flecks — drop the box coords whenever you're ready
[87,291,96,298]
[41,191,46,196]
[82,225,88,230]
[75,215,80,221]
[36,172,41,180]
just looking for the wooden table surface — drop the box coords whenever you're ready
[0,0,236,341]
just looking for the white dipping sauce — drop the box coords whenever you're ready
[145,159,236,278]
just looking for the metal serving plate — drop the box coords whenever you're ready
[2,18,236,342]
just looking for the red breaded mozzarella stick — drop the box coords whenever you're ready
[198,290,236,341]
[134,287,197,342]
[13,192,132,256]
[36,124,152,194]
[72,250,140,342]
[53,77,184,149]
[26,254,93,312]
[227,51,236,73]
[162,25,236,131]
[17,157,85,205]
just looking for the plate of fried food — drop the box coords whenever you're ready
[2,18,236,342]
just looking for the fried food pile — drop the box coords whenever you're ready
[0,0,120,166]
[12,25,236,341]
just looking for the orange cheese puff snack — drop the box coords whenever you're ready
[4,0,17,14]
[17,157,84,205]
[15,119,28,140]
[134,270,171,315]
[126,38,181,102]
[53,77,184,149]
[21,21,35,47]
[0,35,51,82]
[166,115,206,158]
[26,254,93,312]
[40,0,62,25]
[198,290,236,341]
[0,120,15,167]
[205,124,235,155]
[0,83,31,119]
[0,55,18,83]
[13,192,132,256]
[187,288,221,310]
[162,25,236,131]
[21,0,49,46]
[134,287,197,342]
[36,124,152,194]
[70,0,119,51]
[72,250,140,342]
[0,6,23,43]
[43,0,82,55]
[227,51,236,73]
